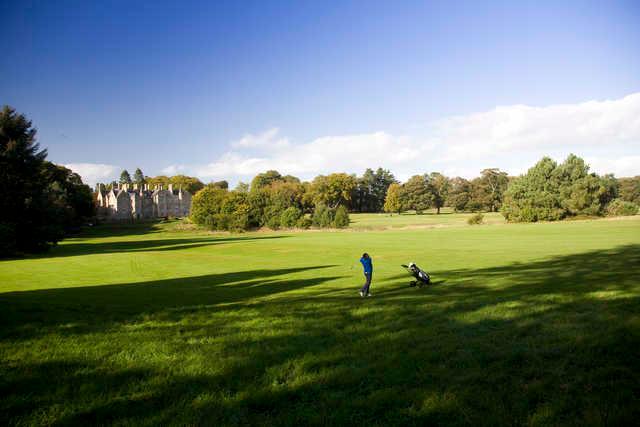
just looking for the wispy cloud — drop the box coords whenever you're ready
[164,92,640,183]
[65,163,118,186]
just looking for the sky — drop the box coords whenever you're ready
[1,0,639,186]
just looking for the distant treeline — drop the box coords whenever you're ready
[188,158,638,232]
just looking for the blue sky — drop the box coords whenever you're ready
[2,0,639,185]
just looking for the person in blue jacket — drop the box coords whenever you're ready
[359,253,373,297]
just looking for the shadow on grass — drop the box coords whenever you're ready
[1,246,639,425]
[22,235,289,259]
[0,265,338,341]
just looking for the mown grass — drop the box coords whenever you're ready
[1,216,639,426]
[348,209,505,230]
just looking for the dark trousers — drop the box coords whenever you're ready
[361,272,372,294]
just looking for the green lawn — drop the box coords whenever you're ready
[348,209,506,230]
[1,216,639,426]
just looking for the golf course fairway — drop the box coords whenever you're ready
[1,215,639,426]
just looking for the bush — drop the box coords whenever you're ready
[280,207,303,228]
[312,204,335,228]
[265,215,281,230]
[607,199,639,216]
[296,216,312,229]
[333,205,350,228]
[467,213,484,225]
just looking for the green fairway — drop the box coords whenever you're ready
[1,217,639,425]
[349,209,506,230]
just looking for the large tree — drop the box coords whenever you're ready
[309,173,357,209]
[475,168,509,212]
[0,106,61,254]
[401,175,432,213]
[428,172,450,214]
[502,154,614,222]
[447,177,472,211]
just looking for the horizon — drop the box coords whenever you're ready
[2,1,639,186]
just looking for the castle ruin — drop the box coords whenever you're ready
[96,183,192,221]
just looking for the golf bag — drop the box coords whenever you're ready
[401,263,431,287]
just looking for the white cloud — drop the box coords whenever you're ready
[585,155,640,178]
[65,163,118,186]
[434,92,640,161]
[196,130,426,181]
[166,92,640,183]
[162,164,186,175]
[231,127,290,150]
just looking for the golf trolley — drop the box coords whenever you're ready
[401,263,431,287]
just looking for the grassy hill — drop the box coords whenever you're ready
[1,215,639,425]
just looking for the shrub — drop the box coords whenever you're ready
[265,214,281,230]
[280,207,303,228]
[467,213,484,225]
[606,199,639,216]
[333,205,350,228]
[312,204,335,228]
[296,216,312,229]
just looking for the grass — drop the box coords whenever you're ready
[1,215,639,426]
[348,208,506,230]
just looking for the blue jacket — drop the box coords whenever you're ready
[360,256,373,274]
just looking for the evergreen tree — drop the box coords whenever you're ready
[119,169,132,185]
[0,106,61,255]
[133,168,145,185]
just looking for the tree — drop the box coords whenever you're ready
[119,169,132,185]
[133,168,145,185]
[171,175,205,193]
[476,168,509,212]
[401,175,432,213]
[502,157,564,222]
[384,183,403,214]
[146,175,204,193]
[618,176,640,204]
[351,168,397,212]
[0,106,61,255]
[502,154,613,222]
[447,177,472,211]
[250,170,283,191]
[372,168,397,212]
[309,173,357,208]
[428,172,450,214]
[190,186,228,225]
[41,162,95,231]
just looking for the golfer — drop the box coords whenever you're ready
[359,253,373,297]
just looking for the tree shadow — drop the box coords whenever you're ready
[0,265,339,341]
[1,246,639,425]
[15,235,290,259]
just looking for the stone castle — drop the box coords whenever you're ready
[96,183,192,221]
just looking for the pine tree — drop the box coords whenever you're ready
[119,169,132,185]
